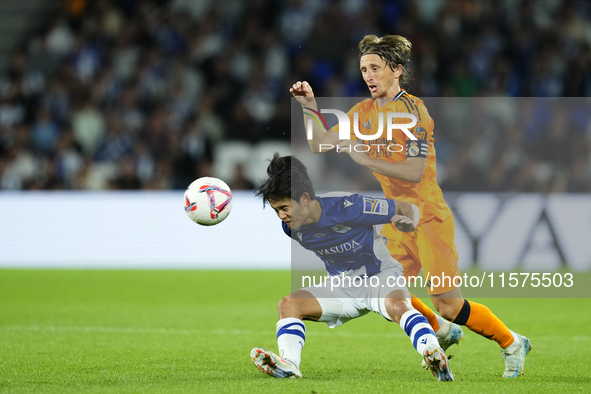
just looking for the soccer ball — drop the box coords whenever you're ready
[184,177,233,226]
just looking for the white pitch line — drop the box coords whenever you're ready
[3,325,589,341]
[1,325,404,338]
[2,325,205,335]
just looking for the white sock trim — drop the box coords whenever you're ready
[399,309,419,331]
[503,330,521,353]
[276,318,306,369]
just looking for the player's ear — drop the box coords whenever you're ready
[300,193,310,206]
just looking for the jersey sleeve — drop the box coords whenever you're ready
[281,221,291,237]
[339,194,397,226]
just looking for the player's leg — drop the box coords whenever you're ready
[251,289,321,378]
[410,295,440,331]
[381,288,453,382]
[421,218,532,377]
[403,259,444,333]
[419,218,515,349]
[383,223,462,347]
[275,289,322,369]
[431,291,532,377]
[383,289,440,350]
[431,288,516,347]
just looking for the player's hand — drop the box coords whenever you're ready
[290,81,315,106]
[391,215,416,232]
[337,140,370,166]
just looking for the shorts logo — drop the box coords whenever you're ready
[362,197,388,215]
[343,200,353,208]
[332,225,351,234]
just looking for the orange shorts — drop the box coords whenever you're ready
[382,215,460,295]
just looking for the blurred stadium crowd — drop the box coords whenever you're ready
[0,0,590,192]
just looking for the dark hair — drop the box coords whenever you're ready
[358,34,413,88]
[254,153,316,206]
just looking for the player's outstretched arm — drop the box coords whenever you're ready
[391,201,420,232]
[290,81,339,153]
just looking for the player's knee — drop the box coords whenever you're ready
[277,296,291,316]
[384,298,412,324]
[277,295,303,320]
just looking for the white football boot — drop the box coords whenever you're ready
[438,322,464,350]
[250,347,302,378]
[423,344,454,381]
[501,335,532,377]
[422,322,463,369]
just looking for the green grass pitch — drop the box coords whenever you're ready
[1,269,590,393]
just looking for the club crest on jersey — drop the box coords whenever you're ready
[332,224,351,234]
[408,141,420,157]
[363,197,388,215]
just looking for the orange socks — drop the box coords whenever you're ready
[453,299,514,349]
[411,296,440,332]
[411,297,515,349]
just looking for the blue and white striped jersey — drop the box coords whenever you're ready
[282,193,401,277]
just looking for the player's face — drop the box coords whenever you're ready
[269,197,308,230]
[360,54,400,97]
[269,197,294,229]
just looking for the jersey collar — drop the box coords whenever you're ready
[392,89,405,102]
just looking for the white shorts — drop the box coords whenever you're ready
[302,264,409,328]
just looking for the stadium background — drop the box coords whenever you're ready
[0,0,589,193]
[1,0,589,271]
[1,1,591,393]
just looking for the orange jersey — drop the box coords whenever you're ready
[331,90,451,223]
